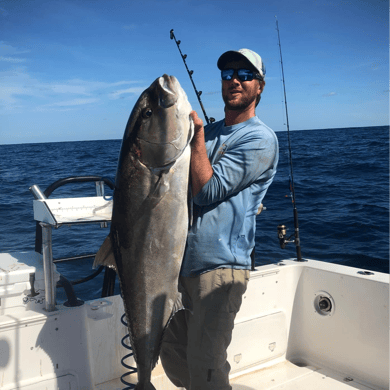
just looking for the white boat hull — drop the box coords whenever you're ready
[0,253,388,389]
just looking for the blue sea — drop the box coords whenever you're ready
[1,125,388,303]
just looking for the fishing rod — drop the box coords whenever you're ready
[170,29,215,125]
[275,16,304,262]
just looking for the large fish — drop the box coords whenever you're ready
[94,74,193,389]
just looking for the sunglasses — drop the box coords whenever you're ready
[221,68,263,82]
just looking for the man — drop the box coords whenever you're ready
[160,48,279,389]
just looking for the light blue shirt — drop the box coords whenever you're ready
[180,116,279,277]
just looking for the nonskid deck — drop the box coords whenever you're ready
[96,360,380,390]
[230,360,379,390]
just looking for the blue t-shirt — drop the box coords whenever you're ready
[180,116,279,277]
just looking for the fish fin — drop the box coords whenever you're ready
[172,292,185,314]
[148,171,171,204]
[93,234,118,272]
[152,293,186,371]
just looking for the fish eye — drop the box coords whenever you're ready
[142,108,153,119]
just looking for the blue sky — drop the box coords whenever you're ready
[0,0,388,144]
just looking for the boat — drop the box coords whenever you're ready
[0,176,388,390]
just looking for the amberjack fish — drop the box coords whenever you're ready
[94,75,193,390]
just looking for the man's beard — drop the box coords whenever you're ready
[223,92,257,111]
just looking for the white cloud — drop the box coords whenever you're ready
[0,69,39,107]
[0,42,30,66]
[46,98,100,107]
[0,67,146,112]
[323,92,336,97]
[0,41,30,55]
[109,87,145,99]
[50,84,90,95]
[0,56,26,63]
[0,40,147,113]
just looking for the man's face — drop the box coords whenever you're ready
[221,59,264,111]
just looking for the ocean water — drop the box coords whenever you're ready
[0,125,388,303]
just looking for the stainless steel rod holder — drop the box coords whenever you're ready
[41,222,57,312]
[29,184,47,200]
[95,181,108,228]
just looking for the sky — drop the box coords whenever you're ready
[0,0,388,144]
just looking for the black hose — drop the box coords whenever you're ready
[57,275,84,307]
[69,265,105,286]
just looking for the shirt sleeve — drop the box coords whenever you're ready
[193,130,278,206]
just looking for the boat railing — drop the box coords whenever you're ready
[30,176,117,312]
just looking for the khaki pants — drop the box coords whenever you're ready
[160,268,250,390]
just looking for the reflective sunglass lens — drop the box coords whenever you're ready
[221,69,234,80]
[237,69,253,81]
[221,69,255,81]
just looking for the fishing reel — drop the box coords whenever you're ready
[277,223,305,262]
[277,224,295,249]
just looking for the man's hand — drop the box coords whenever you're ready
[190,110,204,140]
[189,110,213,197]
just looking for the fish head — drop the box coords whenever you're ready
[122,74,193,169]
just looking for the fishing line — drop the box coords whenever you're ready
[275,16,304,261]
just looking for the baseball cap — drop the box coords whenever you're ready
[217,48,266,80]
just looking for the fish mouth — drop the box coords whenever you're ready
[134,74,193,169]
[138,75,183,148]
[158,75,178,108]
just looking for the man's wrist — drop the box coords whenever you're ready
[191,128,204,146]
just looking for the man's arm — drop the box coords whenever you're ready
[189,111,213,197]
[193,123,279,206]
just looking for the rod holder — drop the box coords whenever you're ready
[95,181,108,228]
[29,184,47,200]
[41,222,57,312]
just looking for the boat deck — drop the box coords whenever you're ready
[230,361,376,390]
[96,360,378,390]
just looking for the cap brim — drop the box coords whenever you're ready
[217,51,253,70]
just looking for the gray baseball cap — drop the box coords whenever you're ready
[217,48,266,80]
